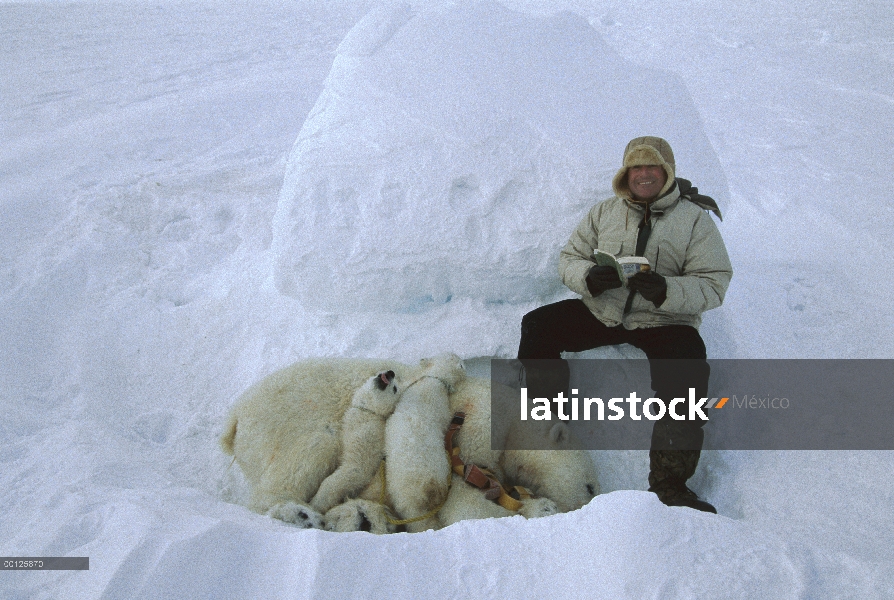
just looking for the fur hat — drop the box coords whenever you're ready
[611,136,676,201]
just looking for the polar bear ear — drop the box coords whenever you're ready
[419,357,433,369]
[549,422,570,445]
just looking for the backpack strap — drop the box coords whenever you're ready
[676,178,723,221]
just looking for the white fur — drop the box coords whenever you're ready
[219,358,412,515]
[438,475,559,527]
[324,499,395,535]
[220,356,599,532]
[309,371,402,514]
[384,353,465,532]
[438,376,599,526]
[266,501,325,529]
[457,377,601,502]
[501,442,600,514]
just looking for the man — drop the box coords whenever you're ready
[517,136,732,513]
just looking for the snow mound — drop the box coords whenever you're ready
[91,492,798,599]
[272,0,727,314]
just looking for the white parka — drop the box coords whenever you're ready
[558,182,732,330]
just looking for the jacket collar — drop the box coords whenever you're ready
[623,180,680,216]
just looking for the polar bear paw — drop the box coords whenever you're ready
[267,502,325,529]
[325,499,396,534]
[519,497,559,519]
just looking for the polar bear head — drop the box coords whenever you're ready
[417,353,466,391]
[351,370,402,417]
[502,446,600,513]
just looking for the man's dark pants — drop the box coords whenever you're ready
[517,299,710,496]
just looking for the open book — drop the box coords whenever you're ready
[593,250,650,288]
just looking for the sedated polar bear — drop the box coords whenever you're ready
[309,370,402,515]
[220,358,402,516]
[220,357,599,532]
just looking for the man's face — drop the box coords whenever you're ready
[627,164,668,202]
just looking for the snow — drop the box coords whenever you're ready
[1,0,892,598]
[272,1,725,321]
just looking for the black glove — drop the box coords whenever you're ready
[586,265,622,296]
[628,271,668,307]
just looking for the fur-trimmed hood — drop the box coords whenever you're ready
[611,136,676,201]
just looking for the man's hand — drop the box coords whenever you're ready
[586,265,622,296]
[628,271,667,307]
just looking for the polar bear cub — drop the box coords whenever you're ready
[310,370,401,514]
[384,353,466,532]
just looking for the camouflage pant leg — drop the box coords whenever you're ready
[648,417,704,498]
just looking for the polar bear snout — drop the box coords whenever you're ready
[376,370,397,393]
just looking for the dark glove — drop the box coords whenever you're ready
[586,265,622,296]
[628,271,667,307]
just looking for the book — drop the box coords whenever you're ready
[593,250,650,288]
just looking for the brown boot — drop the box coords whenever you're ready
[648,420,716,514]
[648,449,716,513]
